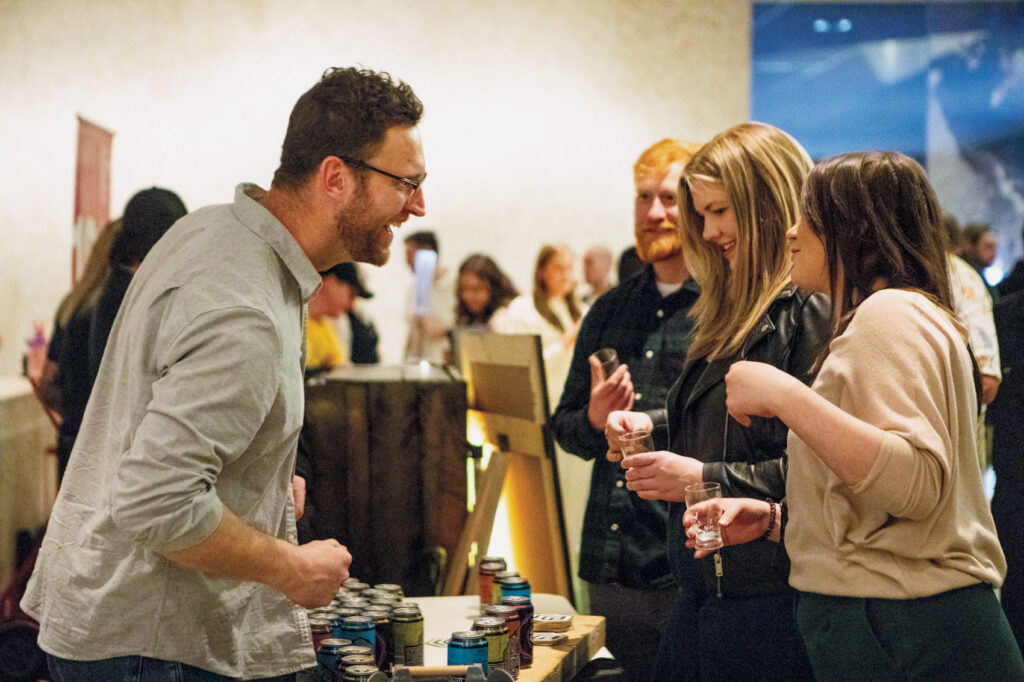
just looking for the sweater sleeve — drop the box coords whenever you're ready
[828,291,962,520]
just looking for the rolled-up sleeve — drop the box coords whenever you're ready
[826,291,956,521]
[110,305,282,551]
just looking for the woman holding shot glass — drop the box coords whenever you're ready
[605,122,830,681]
[690,151,1023,679]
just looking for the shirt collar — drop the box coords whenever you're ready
[232,183,322,302]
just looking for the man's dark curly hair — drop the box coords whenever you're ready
[272,67,423,189]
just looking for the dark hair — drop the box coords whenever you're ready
[801,151,953,336]
[272,67,424,189]
[941,212,960,251]
[617,245,644,282]
[405,230,439,254]
[533,244,582,331]
[961,223,992,246]
[110,187,187,268]
[456,254,518,325]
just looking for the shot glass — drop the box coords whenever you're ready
[684,482,724,551]
[618,428,653,467]
[590,348,619,380]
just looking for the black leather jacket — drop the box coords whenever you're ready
[650,285,831,598]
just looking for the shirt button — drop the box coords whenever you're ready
[656,309,665,318]
[645,350,654,359]
[610,523,620,531]
[635,392,642,400]
[616,480,624,488]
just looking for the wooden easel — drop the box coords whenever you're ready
[442,332,573,602]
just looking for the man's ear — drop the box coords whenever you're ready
[316,156,353,202]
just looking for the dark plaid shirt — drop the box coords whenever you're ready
[552,265,699,589]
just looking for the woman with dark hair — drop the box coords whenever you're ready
[698,151,1022,679]
[88,187,187,379]
[455,253,518,328]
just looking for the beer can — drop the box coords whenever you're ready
[364,608,393,670]
[472,616,510,674]
[338,615,376,650]
[330,607,363,639]
[340,653,376,671]
[374,583,405,598]
[316,638,347,682]
[501,596,534,668]
[499,576,531,600]
[308,615,335,652]
[491,571,520,606]
[344,579,369,594]
[477,558,506,609]
[391,605,425,666]
[448,630,489,681]
[341,664,379,681]
[484,604,520,678]
[338,644,373,659]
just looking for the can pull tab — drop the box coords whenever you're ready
[714,551,723,597]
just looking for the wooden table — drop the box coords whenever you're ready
[0,377,57,586]
[416,594,605,682]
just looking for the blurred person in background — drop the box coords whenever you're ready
[87,187,187,380]
[944,213,1001,471]
[959,223,1000,296]
[454,253,518,329]
[581,244,614,304]
[403,229,455,363]
[37,219,122,482]
[495,242,586,406]
[306,262,379,373]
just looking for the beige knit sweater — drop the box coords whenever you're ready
[786,288,1005,598]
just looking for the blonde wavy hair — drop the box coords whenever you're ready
[56,218,122,327]
[680,122,812,360]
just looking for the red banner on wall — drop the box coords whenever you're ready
[73,116,113,283]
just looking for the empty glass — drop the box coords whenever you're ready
[590,348,619,380]
[685,482,724,551]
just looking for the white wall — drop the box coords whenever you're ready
[0,0,750,371]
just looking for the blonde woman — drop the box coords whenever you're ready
[606,123,829,680]
[495,243,586,406]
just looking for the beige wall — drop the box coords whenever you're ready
[0,0,750,370]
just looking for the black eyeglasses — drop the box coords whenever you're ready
[340,157,425,194]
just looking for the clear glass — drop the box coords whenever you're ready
[684,482,724,551]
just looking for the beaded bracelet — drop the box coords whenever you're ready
[762,498,777,541]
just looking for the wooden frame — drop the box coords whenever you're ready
[443,331,573,602]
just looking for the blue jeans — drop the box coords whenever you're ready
[48,654,302,682]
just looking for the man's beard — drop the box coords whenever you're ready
[635,223,683,263]
[335,194,390,266]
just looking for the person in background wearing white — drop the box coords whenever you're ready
[403,230,455,363]
[495,243,586,407]
[695,151,1022,680]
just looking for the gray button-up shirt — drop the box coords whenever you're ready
[23,184,323,678]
